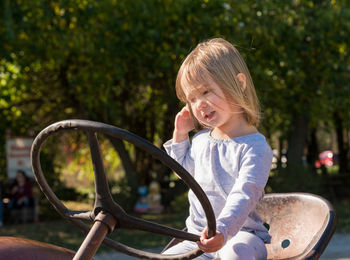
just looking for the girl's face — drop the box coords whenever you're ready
[183,78,242,134]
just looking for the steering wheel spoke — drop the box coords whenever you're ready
[86,131,112,200]
[65,210,94,221]
[123,215,200,242]
[31,120,216,260]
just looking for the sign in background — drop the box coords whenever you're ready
[6,137,34,179]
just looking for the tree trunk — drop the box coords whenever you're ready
[106,136,139,192]
[306,127,319,172]
[287,114,309,166]
[333,112,349,174]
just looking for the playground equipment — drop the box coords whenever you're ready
[0,120,337,259]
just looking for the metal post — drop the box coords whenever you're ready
[73,211,117,260]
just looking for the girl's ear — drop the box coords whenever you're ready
[236,73,246,91]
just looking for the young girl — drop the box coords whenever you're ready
[163,38,273,259]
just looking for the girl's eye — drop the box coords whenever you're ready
[190,98,196,103]
[203,89,210,95]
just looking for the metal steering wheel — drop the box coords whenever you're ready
[31,120,216,260]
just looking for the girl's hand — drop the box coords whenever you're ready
[196,227,225,253]
[173,106,195,143]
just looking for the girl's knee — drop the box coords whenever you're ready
[220,242,256,260]
[218,232,267,260]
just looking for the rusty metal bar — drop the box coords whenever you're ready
[73,211,117,260]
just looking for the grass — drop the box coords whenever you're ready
[333,199,350,233]
[0,210,188,254]
[1,197,349,256]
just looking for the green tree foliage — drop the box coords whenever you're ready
[1,0,350,201]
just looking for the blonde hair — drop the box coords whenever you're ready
[176,38,260,127]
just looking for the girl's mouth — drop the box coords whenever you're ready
[204,111,215,121]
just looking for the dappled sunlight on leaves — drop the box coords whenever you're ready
[54,132,125,198]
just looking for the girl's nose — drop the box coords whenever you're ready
[196,98,207,109]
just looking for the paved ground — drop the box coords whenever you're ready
[320,233,350,260]
[95,247,162,260]
[95,232,350,259]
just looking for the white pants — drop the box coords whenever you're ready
[163,231,267,260]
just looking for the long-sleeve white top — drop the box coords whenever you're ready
[164,129,273,244]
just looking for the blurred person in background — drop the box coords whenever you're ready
[8,170,34,223]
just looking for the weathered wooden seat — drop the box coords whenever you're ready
[163,193,337,260]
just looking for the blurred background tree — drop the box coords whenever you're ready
[1,0,349,212]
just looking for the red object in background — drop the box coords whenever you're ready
[315,150,333,168]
